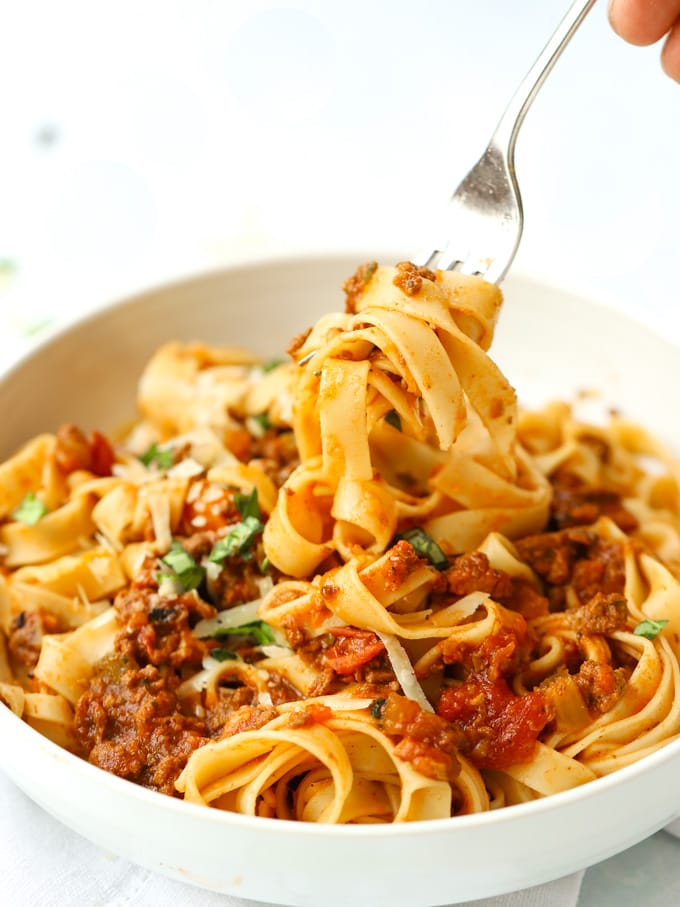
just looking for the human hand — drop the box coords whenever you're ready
[608,0,680,82]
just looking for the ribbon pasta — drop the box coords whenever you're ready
[2,262,680,826]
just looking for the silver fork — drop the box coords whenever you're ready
[413,0,598,284]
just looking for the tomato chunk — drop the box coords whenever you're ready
[437,674,551,770]
[324,627,385,675]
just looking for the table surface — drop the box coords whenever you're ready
[1,2,680,903]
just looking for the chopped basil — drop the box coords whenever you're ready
[235,488,261,521]
[262,358,285,373]
[370,697,387,720]
[11,492,48,526]
[395,527,449,571]
[139,442,173,470]
[249,413,271,434]
[385,410,402,431]
[209,515,263,563]
[212,620,275,646]
[148,606,175,622]
[633,618,669,640]
[210,647,239,662]
[160,541,205,592]
[259,556,270,574]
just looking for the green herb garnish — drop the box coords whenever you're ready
[212,620,275,646]
[210,648,239,662]
[139,441,173,470]
[385,409,402,431]
[370,697,387,720]
[210,517,263,562]
[210,490,263,563]
[160,541,205,592]
[11,492,48,526]
[251,412,271,432]
[395,527,449,571]
[633,618,669,640]
[262,358,285,373]
[235,488,261,521]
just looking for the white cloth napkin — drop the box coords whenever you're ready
[663,818,680,839]
[0,768,584,907]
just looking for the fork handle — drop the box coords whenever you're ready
[490,0,598,157]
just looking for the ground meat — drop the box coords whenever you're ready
[370,540,425,594]
[570,540,626,603]
[392,261,436,298]
[550,472,638,533]
[287,702,332,728]
[251,431,299,485]
[445,552,513,599]
[294,626,396,693]
[219,704,278,739]
[178,530,219,561]
[286,326,312,357]
[505,579,550,618]
[379,692,461,781]
[199,669,298,737]
[342,261,378,313]
[204,685,259,736]
[211,558,264,610]
[440,628,526,682]
[114,584,214,670]
[74,656,207,794]
[573,660,628,714]
[8,609,63,668]
[567,592,629,635]
[307,668,337,697]
[515,527,594,586]
[514,528,625,604]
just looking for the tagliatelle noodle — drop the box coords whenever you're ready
[264,266,551,577]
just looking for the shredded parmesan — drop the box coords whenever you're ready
[376,631,434,713]
[259,644,293,659]
[167,457,205,479]
[148,494,172,552]
[255,575,274,597]
[158,574,183,597]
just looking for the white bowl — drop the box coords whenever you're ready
[2,255,680,906]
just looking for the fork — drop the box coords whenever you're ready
[413,0,598,284]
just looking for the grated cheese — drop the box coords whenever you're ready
[376,631,434,713]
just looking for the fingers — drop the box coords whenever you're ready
[608,0,680,47]
[662,19,680,82]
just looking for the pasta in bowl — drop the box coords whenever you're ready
[1,255,680,904]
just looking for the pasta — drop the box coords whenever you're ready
[2,260,680,824]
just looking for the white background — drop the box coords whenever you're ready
[1,0,679,342]
[1,1,680,904]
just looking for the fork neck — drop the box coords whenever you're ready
[490,0,597,158]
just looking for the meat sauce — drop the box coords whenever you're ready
[63,469,635,794]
